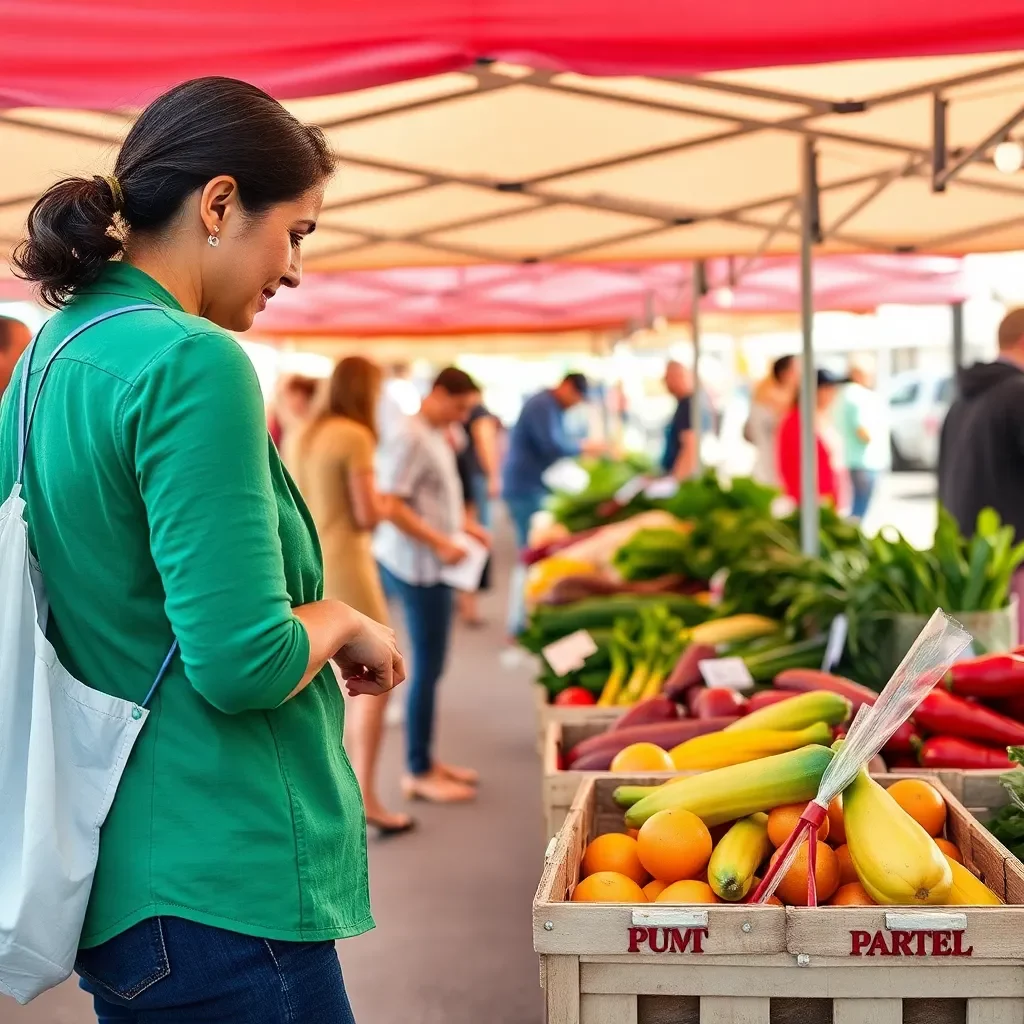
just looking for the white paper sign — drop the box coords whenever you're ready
[822,614,849,672]
[644,476,680,500]
[439,532,490,592]
[614,475,648,504]
[543,630,599,677]
[698,656,755,691]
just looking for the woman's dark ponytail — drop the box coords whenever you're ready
[13,176,123,309]
[13,77,335,310]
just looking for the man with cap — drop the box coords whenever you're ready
[777,368,844,506]
[502,373,601,637]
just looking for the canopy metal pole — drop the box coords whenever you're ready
[691,260,704,475]
[951,301,965,393]
[799,139,820,556]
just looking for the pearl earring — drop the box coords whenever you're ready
[208,228,220,248]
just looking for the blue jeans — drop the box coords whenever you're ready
[76,917,356,1023]
[505,494,543,636]
[849,468,877,520]
[378,565,454,775]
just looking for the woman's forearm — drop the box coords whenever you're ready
[290,600,357,698]
[387,498,450,552]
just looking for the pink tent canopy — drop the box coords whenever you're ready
[3,0,1024,108]
[248,254,967,336]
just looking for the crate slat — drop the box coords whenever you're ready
[547,955,581,1024]
[966,997,1024,1024]
[581,993,637,1024]
[833,998,902,1024]
[699,995,769,1024]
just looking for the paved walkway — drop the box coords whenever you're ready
[7,526,545,1024]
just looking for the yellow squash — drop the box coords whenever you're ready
[726,690,851,733]
[620,743,834,829]
[843,769,952,906]
[708,813,771,902]
[669,722,831,770]
[688,615,779,647]
[943,855,1002,905]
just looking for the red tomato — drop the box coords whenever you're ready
[553,687,597,706]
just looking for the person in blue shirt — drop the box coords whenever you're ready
[502,372,596,636]
[662,360,697,479]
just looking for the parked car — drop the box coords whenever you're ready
[888,370,953,470]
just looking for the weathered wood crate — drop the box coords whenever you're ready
[534,683,624,756]
[893,768,1008,822]
[542,720,674,838]
[535,774,1024,1024]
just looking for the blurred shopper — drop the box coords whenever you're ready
[939,308,1024,633]
[455,396,500,626]
[837,360,888,520]
[745,354,800,487]
[502,372,598,638]
[375,367,490,803]
[268,372,317,452]
[662,360,697,479]
[289,356,414,837]
[3,78,404,1022]
[0,315,31,397]
[777,369,843,506]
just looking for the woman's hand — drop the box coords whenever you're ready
[333,609,406,697]
[435,537,468,566]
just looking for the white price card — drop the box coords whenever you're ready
[698,656,755,691]
[542,630,599,677]
[614,475,648,504]
[645,476,680,500]
[821,614,849,672]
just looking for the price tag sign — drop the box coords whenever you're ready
[822,614,849,672]
[645,477,680,500]
[614,475,649,504]
[543,630,599,677]
[698,657,755,691]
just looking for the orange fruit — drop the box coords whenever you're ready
[656,880,720,904]
[770,841,839,906]
[827,797,846,846]
[935,838,962,863]
[581,833,648,886]
[626,828,640,840]
[610,742,675,773]
[637,808,713,883]
[767,803,828,848]
[643,879,669,901]
[572,871,647,903]
[886,779,947,837]
[829,882,876,906]
[834,845,859,887]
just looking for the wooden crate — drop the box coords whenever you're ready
[898,769,1009,822]
[534,682,624,756]
[542,720,675,839]
[535,774,1024,1024]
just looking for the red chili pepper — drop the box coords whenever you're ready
[773,668,877,712]
[916,688,1024,747]
[944,653,1024,698]
[915,735,1014,770]
[995,694,1024,723]
[883,718,919,754]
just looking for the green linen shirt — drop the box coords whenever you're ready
[0,263,372,947]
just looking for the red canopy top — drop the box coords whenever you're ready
[248,255,968,336]
[4,0,1024,108]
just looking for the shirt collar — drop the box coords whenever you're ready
[82,261,185,312]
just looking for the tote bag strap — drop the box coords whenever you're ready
[17,303,177,709]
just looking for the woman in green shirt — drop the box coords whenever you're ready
[2,77,404,1022]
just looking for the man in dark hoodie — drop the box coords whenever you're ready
[938,308,1024,631]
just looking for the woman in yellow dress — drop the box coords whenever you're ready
[288,357,414,835]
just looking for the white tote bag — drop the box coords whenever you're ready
[0,306,176,1004]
